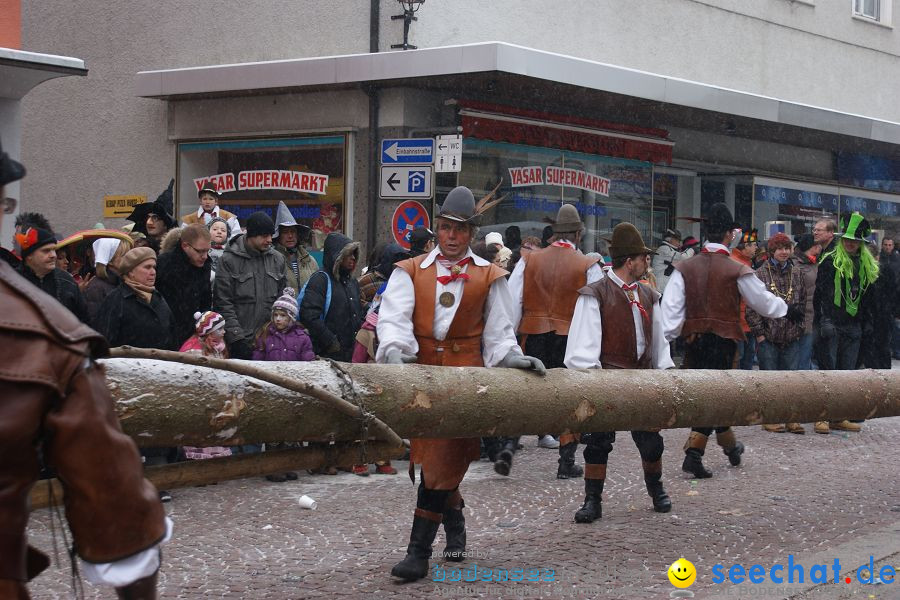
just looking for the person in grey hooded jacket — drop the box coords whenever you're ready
[300,232,363,362]
[214,211,287,359]
[273,201,318,291]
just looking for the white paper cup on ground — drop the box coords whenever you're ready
[298,495,317,510]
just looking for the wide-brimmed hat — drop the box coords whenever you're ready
[553,204,584,234]
[609,223,654,259]
[706,203,740,233]
[437,183,504,225]
[126,200,176,233]
[197,180,220,199]
[274,201,309,238]
[664,228,682,241]
[0,137,25,186]
[839,212,871,242]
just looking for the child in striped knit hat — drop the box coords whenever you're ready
[179,310,228,358]
[180,310,232,460]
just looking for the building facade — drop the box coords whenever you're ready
[12,0,900,254]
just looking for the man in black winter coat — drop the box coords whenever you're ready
[156,224,213,347]
[300,232,363,362]
[16,226,89,322]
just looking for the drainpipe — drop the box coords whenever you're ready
[366,0,380,257]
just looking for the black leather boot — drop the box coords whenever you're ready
[715,428,744,466]
[682,448,713,478]
[574,478,604,523]
[556,442,584,479]
[644,472,672,513]
[493,437,517,476]
[442,499,466,562]
[391,485,450,581]
[723,441,745,466]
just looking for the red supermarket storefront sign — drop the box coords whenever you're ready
[508,165,610,197]
[194,170,329,195]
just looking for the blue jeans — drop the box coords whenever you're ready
[757,339,801,371]
[796,333,816,370]
[737,335,757,370]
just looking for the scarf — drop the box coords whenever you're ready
[124,275,155,303]
[436,255,472,285]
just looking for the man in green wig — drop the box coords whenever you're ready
[813,212,878,433]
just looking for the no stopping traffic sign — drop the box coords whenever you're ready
[391,201,431,250]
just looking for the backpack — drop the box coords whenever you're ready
[296,270,331,321]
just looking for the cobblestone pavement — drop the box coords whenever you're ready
[27,417,900,600]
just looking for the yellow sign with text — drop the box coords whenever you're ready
[103,195,146,218]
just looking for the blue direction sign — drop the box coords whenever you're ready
[381,138,435,165]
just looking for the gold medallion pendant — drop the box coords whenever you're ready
[439,291,456,307]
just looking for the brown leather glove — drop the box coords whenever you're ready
[116,570,158,600]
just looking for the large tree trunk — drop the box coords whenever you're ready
[30,443,404,510]
[102,355,900,447]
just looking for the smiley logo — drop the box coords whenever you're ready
[668,558,697,588]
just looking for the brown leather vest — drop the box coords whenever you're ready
[580,275,657,369]
[181,207,236,226]
[519,246,599,336]
[0,262,166,590]
[674,252,754,341]
[396,254,507,367]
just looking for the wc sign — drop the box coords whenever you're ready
[380,166,434,199]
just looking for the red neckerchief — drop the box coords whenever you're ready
[551,240,575,249]
[621,281,650,326]
[436,255,472,285]
[702,247,730,256]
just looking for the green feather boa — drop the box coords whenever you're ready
[822,242,879,316]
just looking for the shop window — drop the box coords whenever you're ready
[447,139,653,255]
[177,136,347,250]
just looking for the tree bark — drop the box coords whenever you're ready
[30,442,404,510]
[102,357,900,447]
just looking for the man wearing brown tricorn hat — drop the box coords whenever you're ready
[565,222,674,523]
[507,203,603,479]
[377,184,546,581]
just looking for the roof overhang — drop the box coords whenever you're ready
[0,47,88,99]
[134,41,900,146]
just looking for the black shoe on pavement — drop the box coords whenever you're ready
[574,479,604,523]
[644,473,672,513]
[265,473,287,483]
[158,490,173,503]
[724,441,744,467]
[682,449,713,478]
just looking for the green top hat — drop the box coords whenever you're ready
[839,212,871,242]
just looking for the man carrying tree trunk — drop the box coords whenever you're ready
[377,185,546,582]
[661,203,787,479]
[564,223,674,523]
[507,203,603,479]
